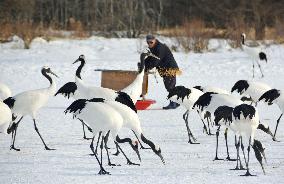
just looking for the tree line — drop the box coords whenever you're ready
[0,0,283,39]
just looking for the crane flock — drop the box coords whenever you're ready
[0,34,280,176]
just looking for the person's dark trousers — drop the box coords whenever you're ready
[163,75,176,92]
[163,75,180,109]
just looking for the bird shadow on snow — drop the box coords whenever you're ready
[59,164,143,177]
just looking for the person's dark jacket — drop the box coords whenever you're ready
[145,40,179,77]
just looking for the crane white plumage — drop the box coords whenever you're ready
[168,86,204,110]
[55,53,159,139]
[105,91,164,164]
[231,80,272,106]
[193,85,231,134]
[241,33,268,78]
[193,92,243,161]
[214,104,267,176]
[193,85,230,95]
[193,91,274,161]
[55,55,115,139]
[167,86,236,144]
[167,86,206,143]
[259,88,284,139]
[58,53,158,102]
[193,92,244,119]
[3,66,58,151]
[121,50,160,103]
[64,97,143,175]
[0,83,12,133]
[0,82,12,101]
[0,100,12,134]
[73,55,117,100]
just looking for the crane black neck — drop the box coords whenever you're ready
[76,59,85,79]
[116,135,132,144]
[138,54,146,73]
[241,36,245,45]
[42,70,53,84]
[141,133,156,151]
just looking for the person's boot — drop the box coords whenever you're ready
[163,101,180,110]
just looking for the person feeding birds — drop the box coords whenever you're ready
[143,34,181,109]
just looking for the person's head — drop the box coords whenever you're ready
[146,34,157,48]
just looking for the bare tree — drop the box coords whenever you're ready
[1,0,284,39]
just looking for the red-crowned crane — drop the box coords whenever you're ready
[3,66,58,151]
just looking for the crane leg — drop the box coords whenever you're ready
[33,119,55,150]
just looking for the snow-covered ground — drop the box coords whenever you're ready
[1,36,284,183]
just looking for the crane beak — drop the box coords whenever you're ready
[73,59,80,64]
[143,49,160,60]
[157,152,165,165]
[50,71,59,78]
[148,52,160,60]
